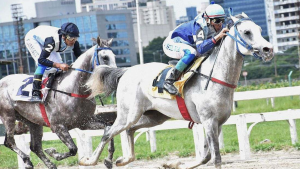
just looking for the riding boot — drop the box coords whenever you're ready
[30,75,43,103]
[164,49,196,95]
[164,68,182,95]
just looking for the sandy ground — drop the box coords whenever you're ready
[58,149,300,169]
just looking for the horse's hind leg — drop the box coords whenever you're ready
[1,113,33,169]
[22,119,57,169]
[44,125,78,161]
[116,110,170,166]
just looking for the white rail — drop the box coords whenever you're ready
[0,86,299,168]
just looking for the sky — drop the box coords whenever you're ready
[0,0,209,23]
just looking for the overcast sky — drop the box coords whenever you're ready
[0,0,209,23]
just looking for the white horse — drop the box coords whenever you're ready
[82,13,274,169]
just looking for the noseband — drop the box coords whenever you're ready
[70,45,113,74]
[226,17,260,59]
[91,46,113,71]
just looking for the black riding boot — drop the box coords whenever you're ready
[163,68,182,95]
[30,75,43,103]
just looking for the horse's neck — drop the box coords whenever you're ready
[202,36,243,88]
[59,46,96,90]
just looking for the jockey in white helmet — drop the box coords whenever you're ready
[162,2,229,95]
[25,22,82,102]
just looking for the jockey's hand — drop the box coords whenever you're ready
[214,28,229,42]
[53,63,69,71]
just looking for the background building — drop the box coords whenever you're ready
[268,0,300,52]
[80,0,176,48]
[186,7,197,20]
[35,0,77,18]
[213,0,269,38]
[0,9,137,79]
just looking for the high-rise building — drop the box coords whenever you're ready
[186,7,197,21]
[35,0,77,18]
[0,10,137,79]
[267,0,300,52]
[213,0,269,38]
[81,0,176,47]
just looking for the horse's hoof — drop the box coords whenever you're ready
[162,161,181,169]
[104,158,113,169]
[116,156,134,166]
[44,148,56,156]
[79,156,97,166]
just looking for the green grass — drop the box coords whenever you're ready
[1,96,300,168]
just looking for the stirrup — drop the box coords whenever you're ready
[29,96,42,103]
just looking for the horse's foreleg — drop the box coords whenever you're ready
[2,114,33,169]
[45,125,77,161]
[201,119,222,168]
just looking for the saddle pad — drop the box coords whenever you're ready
[12,77,48,102]
[149,57,205,99]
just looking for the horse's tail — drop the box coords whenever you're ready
[86,65,127,98]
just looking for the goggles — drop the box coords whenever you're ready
[66,35,78,42]
[212,18,225,24]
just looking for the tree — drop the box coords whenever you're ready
[137,37,173,64]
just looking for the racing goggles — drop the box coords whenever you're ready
[212,18,225,24]
[66,35,78,42]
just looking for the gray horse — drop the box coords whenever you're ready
[0,37,117,169]
[82,13,274,169]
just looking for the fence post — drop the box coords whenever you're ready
[219,128,224,150]
[192,123,205,161]
[271,97,275,108]
[288,119,298,144]
[232,102,236,112]
[15,134,30,169]
[236,114,251,160]
[149,129,157,152]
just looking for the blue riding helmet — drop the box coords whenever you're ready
[204,3,225,19]
[60,22,80,37]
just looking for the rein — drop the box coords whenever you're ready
[47,46,113,100]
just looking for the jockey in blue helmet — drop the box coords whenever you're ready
[25,22,82,102]
[162,3,229,95]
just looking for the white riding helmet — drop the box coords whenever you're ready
[204,3,225,19]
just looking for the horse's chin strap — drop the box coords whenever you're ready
[226,18,261,60]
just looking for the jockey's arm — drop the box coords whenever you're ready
[196,27,229,54]
[38,37,69,71]
[196,37,216,55]
[72,41,82,59]
[38,37,55,67]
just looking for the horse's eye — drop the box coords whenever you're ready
[244,30,251,36]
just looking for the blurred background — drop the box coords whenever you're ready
[0,0,299,85]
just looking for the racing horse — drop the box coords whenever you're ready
[0,37,117,169]
[82,13,274,169]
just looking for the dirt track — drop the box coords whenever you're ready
[60,149,300,169]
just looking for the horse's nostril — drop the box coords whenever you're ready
[263,47,272,53]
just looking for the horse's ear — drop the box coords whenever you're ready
[97,36,102,46]
[107,38,113,47]
[92,38,97,43]
[230,15,239,23]
[241,12,249,18]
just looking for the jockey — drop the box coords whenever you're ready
[25,22,82,102]
[162,3,229,95]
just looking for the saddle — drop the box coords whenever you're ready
[149,57,205,99]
